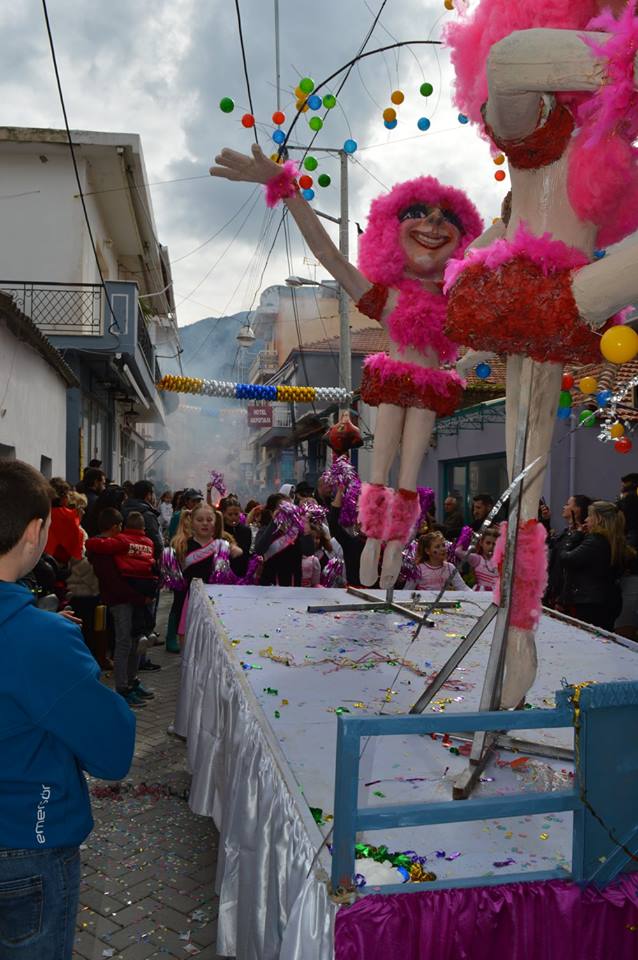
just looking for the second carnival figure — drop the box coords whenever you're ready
[210,147,482,587]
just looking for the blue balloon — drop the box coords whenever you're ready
[384,119,397,130]
[417,117,431,131]
[272,129,286,144]
[458,113,469,124]
[596,389,612,406]
[475,362,491,379]
[557,406,572,420]
[302,188,315,201]
[593,249,606,260]
[343,138,358,154]
[307,94,322,110]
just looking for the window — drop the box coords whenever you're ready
[0,444,15,460]
[441,454,508,522]
[40,456,52,479]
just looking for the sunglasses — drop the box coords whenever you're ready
[398,203,464,235]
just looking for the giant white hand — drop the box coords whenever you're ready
[210,143,283,185]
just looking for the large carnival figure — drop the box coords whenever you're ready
[211,147,482,587]
[444,0,638,707]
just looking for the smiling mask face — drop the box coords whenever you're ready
[397,204,462,280]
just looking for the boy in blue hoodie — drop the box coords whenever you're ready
[0,460,136,959]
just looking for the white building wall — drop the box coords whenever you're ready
[0,322,67,474]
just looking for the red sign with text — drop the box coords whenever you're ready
[247,404,273,428]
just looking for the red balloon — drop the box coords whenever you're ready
[615,437,633,454]
[299,174,313,190]
[272,111,286,125]
[562,372,574,390]
[241,113,255,128]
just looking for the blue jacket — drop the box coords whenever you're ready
[0,582,135,849]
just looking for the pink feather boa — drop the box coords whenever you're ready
[358,483,393,540]
[493,519,548,631]
[385,489,421,543]
[265,161,299,208]
[445,2,638,247]
[364,352,465,402]
[358,177,483,287]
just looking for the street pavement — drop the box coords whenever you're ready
[74,597,225,959]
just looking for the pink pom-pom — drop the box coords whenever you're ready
[265,161,300,208]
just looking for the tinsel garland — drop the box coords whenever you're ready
[157,374,351,404]
[209,469,227,497]
[159,547,186,591]
[598,373,638,442]
[321,455,362,529]
[353,843,438,885]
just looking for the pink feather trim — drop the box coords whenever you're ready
[265,161,299,208]
[358,176,483,287]
[385,281,458,362]
[358,483,393,540]
[384,489,421,544]
[493,519,548,631]
[444,221,588,294]
[363,352,465,398]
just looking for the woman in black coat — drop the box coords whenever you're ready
[560,500,633,631]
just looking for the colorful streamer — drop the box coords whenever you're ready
[157,374,351,404]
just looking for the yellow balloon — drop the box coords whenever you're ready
[600,325,638,365]
[578,376,598,395]
[610,422,625,439]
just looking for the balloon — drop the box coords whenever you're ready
[309,116,323,132]
[475,362,491,379]
[417,117,431,131]
[296,99,309,113]
[558,390,572,408]
[610,422,625,438]
[593,249,606,259]
[343,139,358,154]
[578,376,598,394]
[444,0,455,8]
[600,326,638,364]
[383,107,397,123]
[308,94,322,110]
[578,410,597,428]
[562,372,574,390]
[323,94,337,109]
[493,154,505,165]
[219,97,235,113]
[299,77,315,94]
[302,188,315,201]
[317,173,331,188]
[241,113,255,128]
[299,175,313,190]
[384,119,398,129]
[304,156,318,171]
[557,406,572,419]
[420,82,434,97]
[458,113,469,124]
[615,437,633,454]
[272,129,286,144]
[596,389,612,406]
[391,90,405,105]
[272,111,285,125]
[495,170,506,182]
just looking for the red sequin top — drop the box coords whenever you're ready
[483,100,575,170]
[357,283,389,322]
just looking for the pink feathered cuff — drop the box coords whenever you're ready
[385,488,421,544]
[358,483,393,540]
[265,161,300,208]
[493,519,548,631]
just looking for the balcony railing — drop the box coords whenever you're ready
[137,308,154,375]
[249,349,280,383]
[0,281,103,336]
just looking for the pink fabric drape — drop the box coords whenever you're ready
[335,876,638,960]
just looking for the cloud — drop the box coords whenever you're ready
[1,0,506,329]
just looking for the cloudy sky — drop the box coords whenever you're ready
[1,0,504,331]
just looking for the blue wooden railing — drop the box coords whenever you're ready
[331,681,638,895]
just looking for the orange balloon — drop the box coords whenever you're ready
[390,90,405,105]
[610,422,625,439]
[383,107,397,123]
[494,170,506,182]
[493,154,505,165]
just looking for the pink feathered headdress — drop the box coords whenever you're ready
[358,177,483,287]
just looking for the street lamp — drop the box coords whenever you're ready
[285,276,336,290]
[236,322,256,346]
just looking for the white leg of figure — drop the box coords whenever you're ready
[360,404,406,586]
[501,356,562,708]
[379,406,436,590]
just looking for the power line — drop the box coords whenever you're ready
[41,0,119,337]
[234,0,259,145]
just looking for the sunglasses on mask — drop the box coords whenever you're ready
[397,203,464,235]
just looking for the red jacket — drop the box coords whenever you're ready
[85,536,147,607]
[114,531,156,579]
[45,506,84,565]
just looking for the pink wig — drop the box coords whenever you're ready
[358,177,483,287]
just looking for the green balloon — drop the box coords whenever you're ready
[579,410,597,428]
[323,94,337,109]
[219,97,235,113]
[420,82,433,97]
[317,173,331,188]
[559,390,573,408]
[309,116,323,132]
[299,77,315,94]
[304,156,318,171]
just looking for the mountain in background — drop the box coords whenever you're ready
[176,311,258,381]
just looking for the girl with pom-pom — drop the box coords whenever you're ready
[210,147,482,588]
[444,0,638,707]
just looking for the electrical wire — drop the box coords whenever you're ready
[234,0,259,145]
[283,218,316,414]
[40,0,120,338]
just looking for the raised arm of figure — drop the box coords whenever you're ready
[572,237,638,328]
[485,28,631,140]
[211,144,370,303]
